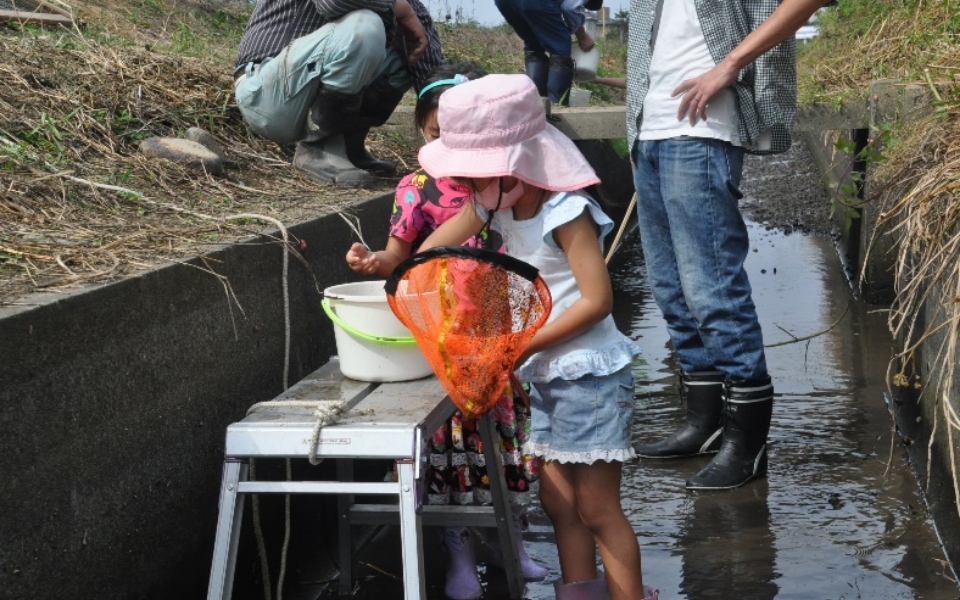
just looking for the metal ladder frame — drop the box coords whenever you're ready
[205,361,525,600]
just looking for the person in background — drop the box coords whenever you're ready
[345,63,548,600]
[419,74,657,600]
[234,0,443,187]
[627,0,835,490]
[561,0,602,53]
[494,0,575,105]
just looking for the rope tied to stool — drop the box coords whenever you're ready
[244,399,349,600]
[246,399,349,465]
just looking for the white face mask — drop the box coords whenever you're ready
[475,179,525,211]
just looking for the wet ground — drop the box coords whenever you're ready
[286,143,960,600]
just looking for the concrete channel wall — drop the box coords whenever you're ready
[0,195,393,599]
[800,81,960,570]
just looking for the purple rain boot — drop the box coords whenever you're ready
[443,527,483,600]
[487,507,549,581]
[642,585,660,600]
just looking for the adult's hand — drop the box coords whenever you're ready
[674,0,828,125]
[672,60,739,125]
[392,0,427,65]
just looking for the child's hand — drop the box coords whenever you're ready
[345,243,380,275]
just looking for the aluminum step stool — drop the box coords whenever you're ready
[206,358,526,600]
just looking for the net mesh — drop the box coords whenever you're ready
[386,247,552,420]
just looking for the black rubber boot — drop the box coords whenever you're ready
[634,370,725,458]
[294,88,372,186]
[546,54,575,106]
[524,50,549,97]
[343,75,407,176]
[686,376,774,491]
[293,135,373,187]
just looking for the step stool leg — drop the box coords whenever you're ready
[479,413,525,598]
[396,459,426,600]
[337,459,355,596]
[207,459,248,600]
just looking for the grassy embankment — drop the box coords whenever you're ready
[800,0,960,509]
[0,2,627,304]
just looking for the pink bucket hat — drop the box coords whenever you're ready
[418,74,600,192]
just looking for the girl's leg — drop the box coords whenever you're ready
[539,460,598,583]
[571,461,644,600]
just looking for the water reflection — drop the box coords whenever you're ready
[609,226,958,600]
[680,482,778,600]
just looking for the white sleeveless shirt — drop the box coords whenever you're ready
[479,192,641,383]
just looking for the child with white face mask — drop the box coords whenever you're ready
[418,74,657,600]
[344,64,547,600]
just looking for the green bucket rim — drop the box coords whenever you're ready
[320,297,418,347]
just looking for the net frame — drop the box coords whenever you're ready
[385,246,552,419]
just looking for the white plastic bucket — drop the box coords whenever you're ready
[570,45,601,82]
[321,281,433,382]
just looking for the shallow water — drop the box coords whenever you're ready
[316,220,959,600]
[512,224,959,600]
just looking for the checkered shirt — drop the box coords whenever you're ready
[236,0,443,91]
[627,0,798,155]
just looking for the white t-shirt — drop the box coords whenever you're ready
[638,0,740,144]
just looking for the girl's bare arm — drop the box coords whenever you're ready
[419,202,485,250]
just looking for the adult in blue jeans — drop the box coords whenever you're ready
[494,0,575,105]
[234,0,443,187]
[627,0,832,490]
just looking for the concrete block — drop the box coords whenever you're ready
[386,104,629,141]
[902,84,934,123]
[794,101,869,132]
[548,106,627,140]
[869,79,903,128]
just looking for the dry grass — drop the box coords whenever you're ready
[798,0,960,105]
[867,115,960,510]
[0,23,383,303]
[0,6,630,306]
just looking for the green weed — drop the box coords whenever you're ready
[172,23,206,55]
[832,123,897,229]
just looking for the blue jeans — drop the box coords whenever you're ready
[234,10,410,144]
[631,137,767,381]
[494,0,572,57]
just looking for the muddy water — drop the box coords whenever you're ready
[305,145,959,598]
[513,225,959,600]
[316,223,959,600]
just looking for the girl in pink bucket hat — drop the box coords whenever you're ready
[345,64,548,600]
[419,74,658,600]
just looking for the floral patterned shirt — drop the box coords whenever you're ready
[390,169,505,252]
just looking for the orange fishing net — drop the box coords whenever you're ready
[385,247,552,420]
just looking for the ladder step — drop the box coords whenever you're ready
[349,503,503,527]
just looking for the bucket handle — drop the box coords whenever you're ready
[321,298,418,347]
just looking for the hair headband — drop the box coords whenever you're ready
[417,74,469,99]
